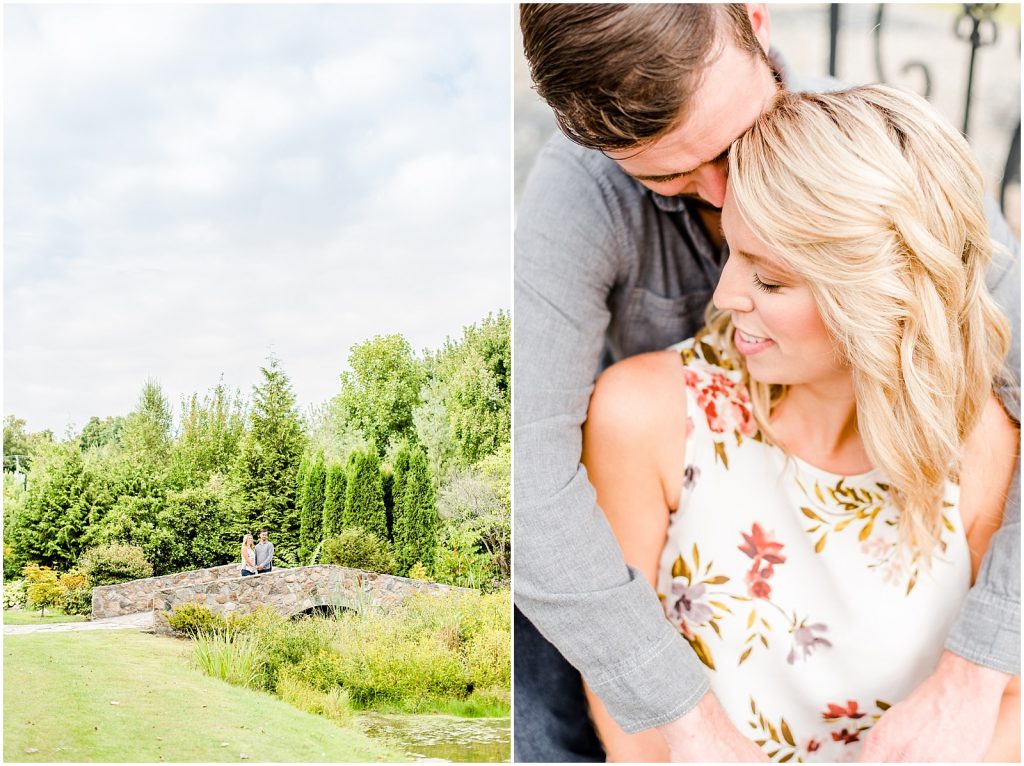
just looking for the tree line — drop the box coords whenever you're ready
[3,312,509,589]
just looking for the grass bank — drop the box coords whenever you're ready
[4,630,405,762]
[183,590,512,719]
[4,608,89,625]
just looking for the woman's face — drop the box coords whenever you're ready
[714,189,847,389]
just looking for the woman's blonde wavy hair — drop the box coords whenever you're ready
[706,84,1010,559]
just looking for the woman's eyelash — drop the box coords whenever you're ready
[752,273,782,293]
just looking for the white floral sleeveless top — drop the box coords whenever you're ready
[657,338,970,763]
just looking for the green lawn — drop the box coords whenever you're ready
[4,631,406,762]
[4,608,89,625]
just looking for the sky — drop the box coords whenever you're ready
[4,4,511,435]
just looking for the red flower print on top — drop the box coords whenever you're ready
[831,729,861,745]
[823,701,866,720]
[739,523,787,599]
[682,368,756,436]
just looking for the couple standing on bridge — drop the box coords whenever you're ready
[240,530,274,577]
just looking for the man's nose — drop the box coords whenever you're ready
[696,164,728,208]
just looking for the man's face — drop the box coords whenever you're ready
[606,42,779,208]
[260,532,268,543]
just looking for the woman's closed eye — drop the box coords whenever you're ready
[752,273,782,294]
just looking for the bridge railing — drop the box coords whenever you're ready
[151,565,470,634]
[91,563,243,619]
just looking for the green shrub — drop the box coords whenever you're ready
[332,629,469,708]
[22,563,62,616]
[3,579,27,609]
[193,630,264,688]
[167,602,226,637]
[251,619,335,693]
[276,667,352,724]
[321,528,397,575]
[293,648,347,693]
[58,569,93,615]
[432,528,495,590]
[465,627,511,689]
[78,544,153,586]
[407,561,429,581]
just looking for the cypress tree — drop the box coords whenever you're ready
[396,447,438,575]
[342,449,388,541]
[390,445,413,568]
[322,462,346,539]
[299,452,326,560]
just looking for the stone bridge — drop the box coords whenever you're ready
[91,564,469,634]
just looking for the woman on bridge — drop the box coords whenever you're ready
[240,534,258,577]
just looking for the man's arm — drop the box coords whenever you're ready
[946,197,1021,674]
[514,135,711,734]
[860,199,1020,762]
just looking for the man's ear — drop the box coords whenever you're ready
[746,4,772,56]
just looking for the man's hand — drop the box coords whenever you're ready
[658,692,769,762]
[858,650,1011,762]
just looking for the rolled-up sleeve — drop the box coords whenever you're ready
[514,137,709,732]
[944,198,1021,675]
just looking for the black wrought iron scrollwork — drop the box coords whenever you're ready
[955,4,1000,135]
[872,5,933,101]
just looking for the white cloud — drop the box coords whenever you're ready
[4,4,511,434]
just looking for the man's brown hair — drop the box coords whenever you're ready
[520,4,766,151]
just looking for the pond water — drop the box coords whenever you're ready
[356,712,510,762]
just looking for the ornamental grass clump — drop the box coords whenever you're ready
[193,630,264,688]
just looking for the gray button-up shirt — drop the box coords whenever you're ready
[514,68,1021,732]
[255,541,274,571]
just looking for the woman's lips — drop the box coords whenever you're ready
[733,327,774,356]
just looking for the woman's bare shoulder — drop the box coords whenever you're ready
[587,350,688,434]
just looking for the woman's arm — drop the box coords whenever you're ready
[580,350,691,761]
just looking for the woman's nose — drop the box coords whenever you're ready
[712,254,754,313]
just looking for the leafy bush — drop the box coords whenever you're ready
[465,627,511,689]
[58,569,93,615]
[22,564,62,616]
[3,579,27,609]
[167,602,226,637]
[252,618,335,693]
[407,561,429,581]
[292,648,347,693]
[193,630,264,688]
[330,625,469,708]
[432,530,494,590]
[321,528,397,575]
[78,544,153,586]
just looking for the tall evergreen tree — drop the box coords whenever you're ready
[8,442,90,569]
[342,449,388,541]
[169,383,245,489]
[232,359,306,554]
[395,447,438,575]
[121,379,174,464]
[323,462,347,539]
[299,452,326,560]
[389,445,412,555]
